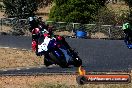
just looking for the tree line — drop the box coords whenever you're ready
[3,0,132,24]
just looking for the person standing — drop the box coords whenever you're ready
[122,20,132,44]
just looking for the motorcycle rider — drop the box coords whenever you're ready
[30,17,74,67]
[29,17,54,66]
[28,14,38,32]
[30,16,45,56]
[122,19,132,44]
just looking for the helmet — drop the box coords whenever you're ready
[32,28,40,34]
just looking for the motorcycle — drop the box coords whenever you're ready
[45,36,82,68]
[32,34,82,68]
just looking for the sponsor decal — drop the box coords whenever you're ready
[76,66,131,85]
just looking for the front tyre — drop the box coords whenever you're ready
[44,57,53,67]
[73,57,82,67]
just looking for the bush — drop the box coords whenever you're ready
[49,0,106,23]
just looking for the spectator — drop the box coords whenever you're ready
[122,19,132,44]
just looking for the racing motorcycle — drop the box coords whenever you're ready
[45,36,82,68]
[32,32,82,68]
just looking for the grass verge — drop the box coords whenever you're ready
[0,48,43,69]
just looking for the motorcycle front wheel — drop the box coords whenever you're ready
[73,57,82,67]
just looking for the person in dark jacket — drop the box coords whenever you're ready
[28,15,38,32]
[122,20,132,44]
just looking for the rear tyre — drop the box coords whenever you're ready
[44,57,53,67]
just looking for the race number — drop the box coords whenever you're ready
[38,37,51,52]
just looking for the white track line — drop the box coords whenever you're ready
[2,69,8,71]
[0,46,10,49]
[26,68,30,69]
[16,68,21,70]
[0,46,31,51]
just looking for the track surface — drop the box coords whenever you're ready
[0,35,132,75]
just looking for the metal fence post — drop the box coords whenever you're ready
[108,27,111,39]
[1,18,2,31]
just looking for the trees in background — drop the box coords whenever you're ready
[49,0,107,23]
[123,0,132,17]
[3,0,130,24]
[3,0,53,18]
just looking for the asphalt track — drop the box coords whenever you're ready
[0,35,132,75]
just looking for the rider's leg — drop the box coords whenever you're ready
[129,30,132,44]
[127,30,132,44]
[124,30,130,44]
[59,47,71,63]
[60,37,74,53]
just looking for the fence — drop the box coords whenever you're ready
[46,21,123,39]
[0,18,124,39]
[0,18,29,35]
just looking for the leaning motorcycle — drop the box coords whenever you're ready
[44,36,82,68]
[32,34,82,68]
